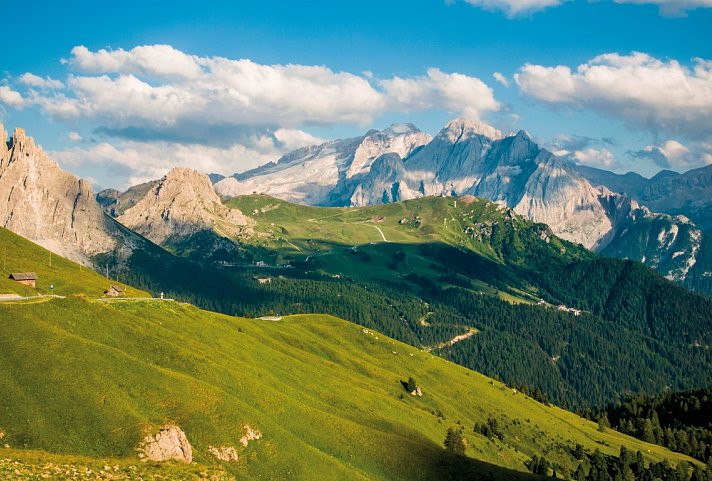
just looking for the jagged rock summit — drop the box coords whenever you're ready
[213,123,432,205]
[118,167,252,245]
[0,124,115,263]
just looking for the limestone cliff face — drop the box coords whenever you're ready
[213,124,431,205]
[0,124,115,263]
[118,167,252,245]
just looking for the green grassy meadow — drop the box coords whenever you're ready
[0,296,698,480]
[0,227,147,299]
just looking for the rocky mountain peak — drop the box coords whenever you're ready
[0,125,115,263]
[118,167,252,245]
[441,117,503,142]
[382,123,420,136]
[348,124,431,178]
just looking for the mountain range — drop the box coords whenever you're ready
[213,118,709,290]
[2,123,712,389]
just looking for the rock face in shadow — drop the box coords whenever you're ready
[118,167,252,245]
[0,124,115,264]
[137,425,193,463]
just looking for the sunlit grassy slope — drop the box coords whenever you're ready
[0,212,700,480]
[0,297,697,481]
[0,227,147,298]
[226,194,585,303]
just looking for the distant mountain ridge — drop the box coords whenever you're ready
[214,118,708,287]
[575,163,712,231]
[214,123,431,205]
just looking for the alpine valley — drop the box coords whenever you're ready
[1,121,711,481]
[214,118,710,294]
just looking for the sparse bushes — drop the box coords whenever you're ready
[474,416,503,440]
[528,455,549,476]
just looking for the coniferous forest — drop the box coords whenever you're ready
[111,239,712,409]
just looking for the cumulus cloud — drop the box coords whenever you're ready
[8,44,501,187]
[615,0,712,15]
[18,73,64,90]
[493,72,510,88]
[572,148,617,169]
[15,45,499,145]
[50,128,321,188]
[550,134,620,169]
[68,131,82,142]
[380,68,499,119]
[628,140,712,171]
[68,45,204,79]
[0,86,25,107]
[515,53,712,141]
[459,0,566,16]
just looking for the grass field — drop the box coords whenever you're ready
[0,225,701,480]
[0,227,147,299]
[225,194,582,303]
[0,296,698,481]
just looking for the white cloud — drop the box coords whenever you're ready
[460,0,566,16]
[628,140,712,171]
[10,44,502,187]
[615,0,712,15]
[273,128,325,151]
[68,131,82,142]
[68,45,203,80]
[50,127,323,188]
[17,45,499,139]
[380,68,499,119]
[0,86,25,107]
[19,73,63,90]
[515,52,712,141]
[493,72,510,88]
[572,148,617,169]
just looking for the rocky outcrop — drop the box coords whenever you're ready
[117,167,252,245]
[239,424,262,447]
[208,445,239,462]
[214,124,431,205]
[137,425,192,463]
[0,124,115,264]
[339,153,421,207]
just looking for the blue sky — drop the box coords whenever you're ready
[1,0,711,188]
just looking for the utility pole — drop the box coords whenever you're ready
[49,251,52,268]
[105,265,109,279]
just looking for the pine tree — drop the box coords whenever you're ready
[406,376,417,392]
[598,414,610,432]
[444,427,466,456]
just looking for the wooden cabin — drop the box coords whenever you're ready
[103,285,124,297]
[9,272,37,288]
